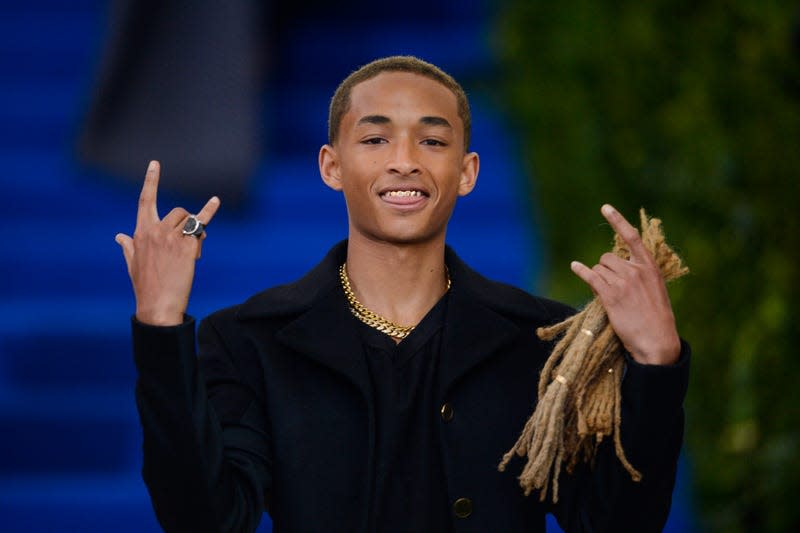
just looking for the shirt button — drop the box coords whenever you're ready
[453,497,473,518]
[440,403,454,422]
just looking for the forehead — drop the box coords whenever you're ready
[345,71,460,124]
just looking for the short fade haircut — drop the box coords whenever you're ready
[327,56,472,151]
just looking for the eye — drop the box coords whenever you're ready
[361,137,387,145]
[421,139,447,147]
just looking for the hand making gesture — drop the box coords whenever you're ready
[115,161,221,326]
[570,204,681,366]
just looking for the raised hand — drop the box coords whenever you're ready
[115,161,221,326]
[570,204,681,365]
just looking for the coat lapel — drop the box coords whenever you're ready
[437,246,556,395]
[274,284,372,402]
[438,285,521,396]
[237,240,373,402]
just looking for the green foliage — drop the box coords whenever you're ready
[493,1,800,531]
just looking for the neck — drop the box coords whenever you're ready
[344,232,449,329]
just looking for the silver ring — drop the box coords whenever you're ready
[182,215,205,238]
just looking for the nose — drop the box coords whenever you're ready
[387,136,420,176]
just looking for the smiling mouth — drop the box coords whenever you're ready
[378,188,430,209]
[380,190,428,198]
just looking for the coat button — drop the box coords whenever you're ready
[453,497,473,518]
[440,403,454,422]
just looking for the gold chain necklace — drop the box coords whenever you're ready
[339,263,451,339]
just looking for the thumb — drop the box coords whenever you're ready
[115,233,134,270]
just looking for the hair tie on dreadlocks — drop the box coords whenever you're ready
[498,208,688,503]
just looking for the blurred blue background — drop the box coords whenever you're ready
[0,1,692,531]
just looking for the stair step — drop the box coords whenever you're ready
[273,22,491,85]
[0,474,162,533]
[0,387,139,473]
[0,10,99,58]
[0,86,83,149]
[0,82,81,122]
[0,330,135,387]
[0,474,274,532]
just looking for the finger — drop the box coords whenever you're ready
[136,161,161,228]
[571,260,607,296]
[195,196,221,227]
[115,233,135,269]
[196,233,206,259]
[599,252,634,274]
[162,207,191,229]
[591,263,619,288]
[600,204,649,262]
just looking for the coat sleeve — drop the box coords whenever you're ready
[550,340,691,533]
[132,314,271,533]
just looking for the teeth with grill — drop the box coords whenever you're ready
[384,190,423,197]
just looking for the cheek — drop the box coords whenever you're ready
[438,155,465,179]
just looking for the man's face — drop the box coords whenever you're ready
[319,71,479,246]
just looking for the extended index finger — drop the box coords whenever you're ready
[136,160,161,228]
[601,204,649,261]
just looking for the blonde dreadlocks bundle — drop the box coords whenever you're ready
[498,209,688,503]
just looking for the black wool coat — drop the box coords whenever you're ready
[132,241,689,533]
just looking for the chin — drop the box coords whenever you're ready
[351,214,448,246]
[379,227,445,246]
[354,225,439,246]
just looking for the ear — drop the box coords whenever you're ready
[319,144,343,191]
[457,151,479,196]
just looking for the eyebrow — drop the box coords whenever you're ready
[356,115,391,126]
[355,114,453,129]
[419,116,452,129]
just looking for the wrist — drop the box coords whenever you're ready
[135,307,184,326]
[629,334,681,366]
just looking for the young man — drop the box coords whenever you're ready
[116,56,688,532]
